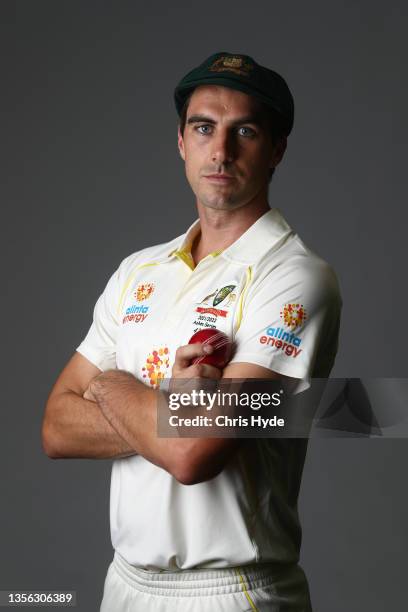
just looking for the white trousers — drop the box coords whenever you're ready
[100,552,312,611]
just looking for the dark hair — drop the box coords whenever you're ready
[178,90,287,180]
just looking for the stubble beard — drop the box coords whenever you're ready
[196,178,267,213]
[198,189,242,211]
[195,175,251,211]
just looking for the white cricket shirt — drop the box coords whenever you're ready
[77,208,342,569]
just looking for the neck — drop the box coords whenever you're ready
[191,197,270,264]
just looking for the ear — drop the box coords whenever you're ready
[177,126,185,161]
[270,136,287,169]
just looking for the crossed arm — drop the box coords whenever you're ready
[42,343,281,484]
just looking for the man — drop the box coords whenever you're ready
[42,52,342,611]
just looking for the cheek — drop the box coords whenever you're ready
[184,145,205,180]
[184,155,198,181]
[244,155,269,181]
[247,146,273,175]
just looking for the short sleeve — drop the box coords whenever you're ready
[76,266,121,371]
[230,259,342,386]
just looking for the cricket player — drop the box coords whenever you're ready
[42,52,342,611]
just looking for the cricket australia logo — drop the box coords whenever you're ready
[196,285,236,317]
[193,284,237,332]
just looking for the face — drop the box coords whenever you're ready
[178,85,286,212]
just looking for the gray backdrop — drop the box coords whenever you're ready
[1,1,407,610]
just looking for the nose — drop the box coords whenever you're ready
[211,129,235,165]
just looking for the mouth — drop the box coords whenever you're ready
[204,174,235,183]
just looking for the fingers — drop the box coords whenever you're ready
[185,362,222,380]
[174,343,213,369]
[83,386,97,402]
[172,343,221,379]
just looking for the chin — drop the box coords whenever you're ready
[197,189,241,210]
[199,196,243,211]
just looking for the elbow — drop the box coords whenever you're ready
[172,466,202,486]
[172,466,214,486]
[169,443,224,486]
[41,421,62,459]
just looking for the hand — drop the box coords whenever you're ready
[169,342,222,400]
[172,342,222,380]
[83,385,97,402]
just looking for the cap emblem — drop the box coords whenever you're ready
[209,55,253,77]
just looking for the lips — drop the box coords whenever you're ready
[204,174,235,181]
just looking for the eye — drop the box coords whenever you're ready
[195,124,213,135]
[237,126,256,137]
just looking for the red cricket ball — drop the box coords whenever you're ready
[188,328,232,369]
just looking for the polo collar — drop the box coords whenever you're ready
[222,208,293,265]
[169,208,293,267]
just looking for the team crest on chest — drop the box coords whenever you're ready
[193,284,237,332]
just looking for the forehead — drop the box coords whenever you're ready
[187,85,263,120]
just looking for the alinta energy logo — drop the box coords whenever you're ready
[136,283,155,302]
[259,303,307,359]
[142,346,170,388]
[122,282,155,324]
[280,303,306,329]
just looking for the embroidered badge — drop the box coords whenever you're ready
[135,283,155,302]
[280,303,307,330]
[195,285,237,318]
[209,56,253,77]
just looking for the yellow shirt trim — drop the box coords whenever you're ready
[235,266,253,332]
[173,248,195,271]
[172,245,223,271]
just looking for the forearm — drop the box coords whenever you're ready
[91,371,176,469]
[42,390,136,459]
[90,370,237,484]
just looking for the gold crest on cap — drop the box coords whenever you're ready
[223,57,242,68]
[210,55,253,77]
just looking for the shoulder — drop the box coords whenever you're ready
[259,233,340,297]
[292,236,342,308]
[114,233,184,282]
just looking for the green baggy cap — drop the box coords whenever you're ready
[174,52,294,136]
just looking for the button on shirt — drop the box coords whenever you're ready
[77,208,342,570]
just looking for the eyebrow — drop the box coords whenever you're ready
[187,114,262,127]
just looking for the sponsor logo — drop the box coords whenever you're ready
[135,283,155,302]
[123,305,149,324]
[142,346,170,389]
[280,303,307,330]
[123,282,154,324]
[259,326,302,358]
